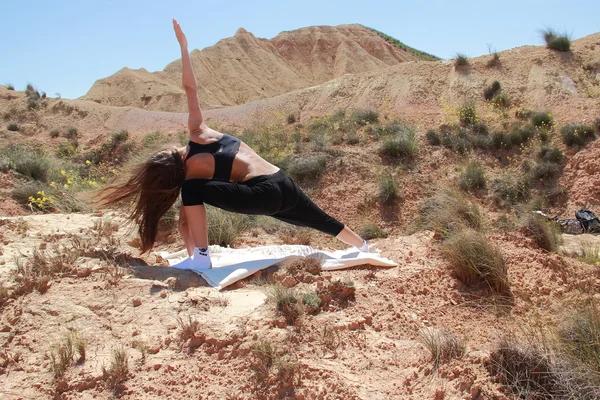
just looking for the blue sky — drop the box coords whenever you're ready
[1,0,597,99]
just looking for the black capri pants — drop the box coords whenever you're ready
[181,170,344,237]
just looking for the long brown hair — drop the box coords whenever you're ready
[97,147,185,253]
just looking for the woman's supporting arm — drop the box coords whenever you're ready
[178,204,195,256]
[173,19,203,134]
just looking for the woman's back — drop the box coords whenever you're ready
[183,126,279,182]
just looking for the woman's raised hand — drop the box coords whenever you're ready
[173,19,188,49]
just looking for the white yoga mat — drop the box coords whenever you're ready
[157,245,397,290]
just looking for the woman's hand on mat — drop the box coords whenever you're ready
[173,19,188,49]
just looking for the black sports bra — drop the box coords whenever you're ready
[185,134,241,181]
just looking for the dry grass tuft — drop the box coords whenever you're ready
[443,229,508,294]
[267,284,301,324]
[418,327,465,369]
[103,345,129,390]
[521,213,562,252]
[418,189,482,238]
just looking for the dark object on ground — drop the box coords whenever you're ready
[575,209,600,233]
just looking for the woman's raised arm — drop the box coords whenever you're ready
[173,19,204,135]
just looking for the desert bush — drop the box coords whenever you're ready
[350,109,379,126]
[7,122,19,131]
[6,84,14,90]
[530,161,562,181]
[12,182,57,211]
[458,162,486,192]
[48,334,75,379]
[426,129,441,145]
[491,174,530,207]
[205,206,252,247]
[542,28,571,52]
[251,339,277,376]
[521,213,562,252]
[111,129,129,144]
[443,229,508,293]
[489,337,557,397]
[267,284,301,323]
[1,144,51,182]
[104,345,129,389]
[560,123,595,147]
[302,292,322,314]
[65,127,78,139]
[287,113,296,124]
[49,129,60,138]
[359,223,388,240]
[441,127,473,154]
[491,93,510,108]
[287,155,326,182]
[56,141,78,158]
[559,303,600,373]
[487,52,500,67]
[458,103,477,126]
[454,53,469,69]
[418,327,465,369]
[418,189,482,238]
[515,108,532,120]
[531,111,553,129]
[380,129,419,159]
[471,121,489,136]
[378,172,400,204]
[141,131,170,148]
[483,81,501,100]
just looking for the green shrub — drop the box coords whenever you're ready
[458,104,477,126]
[561,123,595,146]
[111,129,129,144]
[56,141,78,158]
[441,128,473,154]
[491,93,510,108]
[492,174,530,207]
[0,144,50,182]
[65,127,78,139]
[206,206,252,247]
[27,97,40,110]
[454,53,469,69]
[49,129,60,138]
[530,161,561,181]
[7,122,18,131]
[483,81,501,100]
[302,292,322,314]
[287,155,326,182]
[142,131,169,148]
[487,52,500,68]
[378,173,400,204]
[491,132,510,150]
[515,108,532,120]
[471,122,489,136]
[267,285,300,323]
[12,181,55,209]
[443,229,508,293]
[371,121,412,138]
[350,109,379,126]
[541,28,571,52]
[426,129,441,145]
[359,223,388,240]
[521,213,562,252]
[531,111,553,129]
[458,162,486,192]
[418,189,482,238]
[380,129,419,159]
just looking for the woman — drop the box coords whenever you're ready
[100,19,368,270]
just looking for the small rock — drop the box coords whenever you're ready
[132,298,142,307]
[153,363,161,370]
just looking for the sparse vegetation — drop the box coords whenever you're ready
[49,129,60,138]
[559,302,600,372]
[426,129,441,145]
[491,93,510,108]
[483,81,501,100]
[302,292,322,314]
[141,131,170,148]
[537,145,563,164]
[521,213,562,252]
[531,111,553,129]
[492,174,530,207]
[560,123,596,147]
[454,53,469,69]
[286,155,326,182]
[366,28,439,61]
[48,334,75,379]
[457,103,477,126]
[487,52,500,68]
[287,113,296,124]
[418,189,482,238]
[443,229,508,293]
[1,144,51,182]
[6,83,14,90]
[7,122,19,131]
[541,28,572,52]
[65,127,78,139]
[267,284,301,324]
[458,161,486,192]
[379,128,419,160]
[206,206,252,247]
[378,172,400,204]
[104,345,129,389]
[359,223,388,240]
[350,109,379,126]
[418,327,465,369]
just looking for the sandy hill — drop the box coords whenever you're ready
[82,24,434,111]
